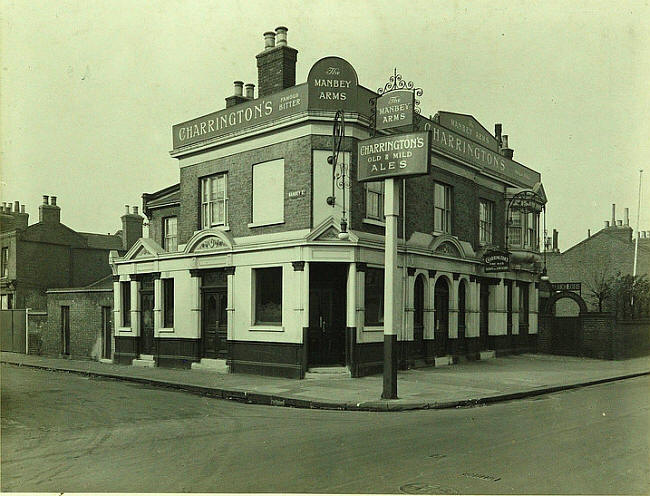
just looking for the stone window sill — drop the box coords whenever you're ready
[249,325,284,332]
[247,220,284,229]
[363,218,385,227]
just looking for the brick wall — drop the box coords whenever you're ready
[43,291,113,359]
[179,135,312,243]
[614,319,650,359]
[581,312,615,359]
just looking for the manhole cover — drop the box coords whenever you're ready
[400,482,458,494]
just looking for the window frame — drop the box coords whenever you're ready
[364,267,385,326]
[479,199,494,245]
[365,181,385,222]
[162,278,174,328]
[121,281,131,327]
[433,182,452,234]
[253,267,283,326]
[250,159,285,227]
[200,173,228,229]
[162,216,178,252]
[1,247,8,278]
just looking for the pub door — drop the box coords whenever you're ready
[308,263,347,367]
[202,289,228,359]
[434,278,449,356]
[140,290,155,355]
[412,274,426,358]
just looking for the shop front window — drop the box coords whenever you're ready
[365,267,384,326]
[254,267,282,325]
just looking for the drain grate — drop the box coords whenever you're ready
[461,472,501,482]
[400,482,458,494]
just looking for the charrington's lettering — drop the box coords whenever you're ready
[357,131,430,182]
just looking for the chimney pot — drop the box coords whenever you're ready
[132,206,138,215]
[617,219,622,227]
[13,201,19,212]
[275,26,288,46]
[494,123,502,140]
[502,135,509,149]
[624,207,629,226]
[43,195,49,205]
[588,229,591,237]
[611,203,616,225]
[264,31,276,49]
[50,196,57,206]
[21,205,25,213]
[245,83,255,99]
[233,80,244,97]
[125,205,130,214]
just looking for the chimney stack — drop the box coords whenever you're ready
[624,207,629,226]
[256,26,298,97]
[494,123,503,146]
[39,194,60,224]
[245,83,255,99]
[605,221,610,228]
[588,229,591,238]
[225,80,248,108]
[121,204,143,251]
[552,229,558,252]
[501,134,514,159]
[611,204,616,226]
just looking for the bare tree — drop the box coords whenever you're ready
[585,265,613,312]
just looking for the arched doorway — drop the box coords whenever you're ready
[434,278,449,356]
[543,290,587,356]
[457,280,467,355]
[413,274,426,359]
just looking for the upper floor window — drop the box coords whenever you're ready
[479,199,494,245]
[1,247,8,278]
[201,173,228,229]
[508,211,539,250]
[251,159,284,227]
[365,181,384,221]
[163,217,178,252]
[434,182,452,234]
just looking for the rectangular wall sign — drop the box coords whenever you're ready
[357,131,430,182]
[551,282,581,292]
[483,250,510,273]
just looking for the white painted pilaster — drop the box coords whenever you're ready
[346,263,356,328]
[130,279,140,336]
[512,283,520,335]
[448,277,459,339]
[113,280,121,332]
[153,278,162,332]
[226,270,235,340]
[466,280,480,338]
[190,273,202,339]
[488,279,507,336]
[529,283,539,334]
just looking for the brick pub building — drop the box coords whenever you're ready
[110,27,547,378]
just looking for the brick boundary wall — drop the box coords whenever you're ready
[614,318,650,359]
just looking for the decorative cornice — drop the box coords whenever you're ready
[407,267,416,276]
[224,266,236,276]
[428,269,436,278]
[452,272,460,280]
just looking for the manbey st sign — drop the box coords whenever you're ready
[376,90,414,131]
[357,131,430,182]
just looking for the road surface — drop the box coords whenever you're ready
[1,363,647,493]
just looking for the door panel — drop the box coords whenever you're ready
[140,292,154,355]
[308,288,345,366]
[202,290,228,359]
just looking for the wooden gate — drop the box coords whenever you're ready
[0,309,26,353]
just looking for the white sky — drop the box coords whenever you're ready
[1,0,648,249]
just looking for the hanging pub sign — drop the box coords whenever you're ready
[376,90,414,131]
[357,131,431,182]
[483,249,510,273]
[551,282,581,293]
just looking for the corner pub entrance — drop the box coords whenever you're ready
[308,263,347,367]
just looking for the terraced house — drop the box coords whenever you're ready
[110,27,547,378]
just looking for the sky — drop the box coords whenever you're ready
[1,0,649,249]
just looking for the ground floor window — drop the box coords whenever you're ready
[163,278,174,328]
[121,282,131,327]
[254,267,282,325]
[1,293,13,309]
[365,267,384,325]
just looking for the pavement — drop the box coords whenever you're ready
[2,351,649,411]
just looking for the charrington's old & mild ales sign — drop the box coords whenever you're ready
[357,131,431,182]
